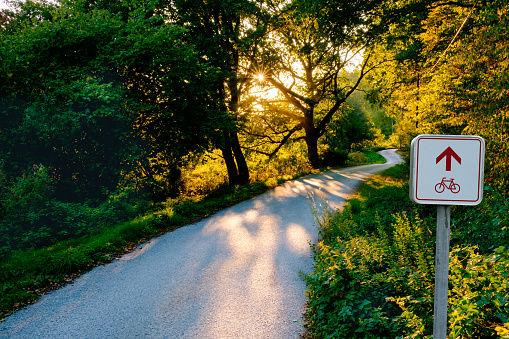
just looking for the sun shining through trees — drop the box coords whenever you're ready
[255,72,265,83]
[242,13,375,167]
[250,64,272,95]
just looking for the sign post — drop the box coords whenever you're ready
[434,205,450,339]
[409,134,485,338]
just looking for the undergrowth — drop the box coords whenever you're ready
[305,163,509,338]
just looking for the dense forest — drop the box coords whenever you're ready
[0,0,389,256]
[1,0,508,335]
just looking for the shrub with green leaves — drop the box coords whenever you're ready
[347,151,369,164]
[0,165,149,259]
[451,187,509,254]
[448,246,509,338]
[305,163,509,338]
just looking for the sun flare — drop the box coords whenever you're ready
[255,72,265,82]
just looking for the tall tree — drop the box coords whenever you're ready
[0,0,227,199]
[366,0,508,190]
[248,0,384,167]
[168,0,272,185]
[0,1,133,200]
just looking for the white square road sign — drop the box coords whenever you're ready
[410,134,485,205]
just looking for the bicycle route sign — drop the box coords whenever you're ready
[409,134,485,205]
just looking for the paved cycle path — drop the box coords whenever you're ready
[0,149,403,339]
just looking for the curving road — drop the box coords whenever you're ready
[0,149,403,339]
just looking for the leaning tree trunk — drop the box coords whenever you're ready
[221,136,240,186]
[224,65,250,185]
[231,132,249,184]
[221,130,249,186]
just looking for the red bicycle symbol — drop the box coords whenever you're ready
[435,177,460,193]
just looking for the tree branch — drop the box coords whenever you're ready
[257,100,304,122]
[242,125,303,158]
[265,78,308,116]
[429,2,479,9]
[316,52,373,137]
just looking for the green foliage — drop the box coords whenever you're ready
[451,187,509,254]
[448,246,508,338]
[366,0,509,193]
[305,163,509,338]
[1,7,133,199]
[0,164,149,259]
[305,241,403,338]
[448,0,509,192]
[0,0,231,201]
[324,103,378,154]
[347,151,368,163]
[247,142,313,182]
[0,164,51,217]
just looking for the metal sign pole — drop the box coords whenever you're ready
[433,205,451,339]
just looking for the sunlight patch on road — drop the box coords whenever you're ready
[286,223,311,255]
[198,206,284,337]
[302,178,321,186]
[270,181,308,200]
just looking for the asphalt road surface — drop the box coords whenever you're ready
[0,149,403,339]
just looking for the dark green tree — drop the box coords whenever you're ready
[0,2,133,200]
[0,0,227,199]
[167,0,273,185]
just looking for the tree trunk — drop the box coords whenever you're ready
[221,130,249,186]
[304,121,320,168]
[221,137,240,185]
[231,132,250,184]
[306,133,320,168]
[225,59,250,185]
[304,108,320,168]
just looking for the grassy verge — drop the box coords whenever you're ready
[304,163,509,338]
[0,149,386,321]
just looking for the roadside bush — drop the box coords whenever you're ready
[451,186,509,254]
[0,166,149,259]
[348,151,369,163]
[305,240,404,338]
[305,163,509,338]
[392,245,509,338]
[448,246,509,338]
[321,149,349,167]
[0,164,51,218]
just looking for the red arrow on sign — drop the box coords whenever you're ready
[436,146,461,171]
